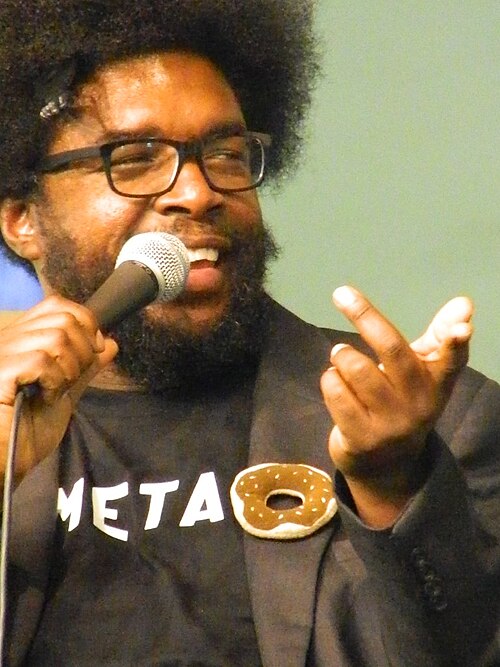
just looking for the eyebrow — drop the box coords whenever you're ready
[93,120,248,144]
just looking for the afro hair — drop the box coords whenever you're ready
[0,0,320,204]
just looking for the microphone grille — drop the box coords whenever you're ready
[115,232,190,300]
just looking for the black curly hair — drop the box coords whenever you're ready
[0,0,319,198]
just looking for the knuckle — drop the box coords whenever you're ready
[380,335,405,360]
[32,348,55,367]
[346,356,372,384]
[350,301,372,323]
[56,310,81,331]
[44,294,64,307]
[49,327,73,353]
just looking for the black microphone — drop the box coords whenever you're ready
[85,232,190,331]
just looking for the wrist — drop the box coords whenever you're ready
[340,446,430,529]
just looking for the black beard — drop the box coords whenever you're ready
[40,225,280,392]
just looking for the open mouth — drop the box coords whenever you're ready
[182,246,225,294]
[187,247,220,267]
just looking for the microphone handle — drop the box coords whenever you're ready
[85,260,158,332]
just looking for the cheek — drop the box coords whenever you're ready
[85,195,141,235]
[43,178,146,251]
[226,191,263,233]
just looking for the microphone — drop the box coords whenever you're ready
[85,232,190,331]
[19,232,189,399]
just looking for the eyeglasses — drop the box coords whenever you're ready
[37,131,272,197]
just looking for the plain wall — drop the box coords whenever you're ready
[1,1,498,381]
[260,0,499,381]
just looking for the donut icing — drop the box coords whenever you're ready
[230,463,337,539]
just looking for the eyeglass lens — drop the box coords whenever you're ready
[108,135,264,195]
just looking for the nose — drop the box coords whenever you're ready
[152,159,224,218]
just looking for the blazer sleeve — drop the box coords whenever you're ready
[334,367,500,667]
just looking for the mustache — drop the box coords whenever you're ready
[39,218,280,306]
[143,214,244,247]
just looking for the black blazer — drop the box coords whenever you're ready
[5,302,500,665]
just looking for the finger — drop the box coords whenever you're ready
[1,322,100,388]
[412,323,472,363]
[6,319,94,359]
[327,343,396,414]
[411,296,474,357]
[320,363,371,441]
[12,296,104,351]
[332,286,418,388]
[0,335,117,408]
[0,311,22,329]
[0,308,109,404]
[0,349,73,405]
[422,327,471,388]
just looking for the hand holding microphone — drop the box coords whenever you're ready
[0,233,189,483]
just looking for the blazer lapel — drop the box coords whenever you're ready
[245,303,341,667]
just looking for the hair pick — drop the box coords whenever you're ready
[38,57,78,121]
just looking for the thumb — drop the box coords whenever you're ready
[411,296,473,360]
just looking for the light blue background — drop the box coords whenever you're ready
[0,251,43,308]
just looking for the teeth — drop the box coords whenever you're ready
[187,247,219,263]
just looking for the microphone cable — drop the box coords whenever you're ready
[0,389,28,665]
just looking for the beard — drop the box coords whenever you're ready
[40,222,279,392]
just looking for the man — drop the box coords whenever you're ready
[0,1,498,665]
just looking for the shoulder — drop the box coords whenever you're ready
[436,367,500,524]
[437,366,500,445]
[267,298,372,356]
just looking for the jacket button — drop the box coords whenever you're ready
[411,547,448,612]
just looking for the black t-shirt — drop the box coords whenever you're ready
[27,374,262,666]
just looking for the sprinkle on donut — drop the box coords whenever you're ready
[230,463,337,540]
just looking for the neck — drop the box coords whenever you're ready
[90,363,147,392]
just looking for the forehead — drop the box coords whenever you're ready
[50,52,245,151]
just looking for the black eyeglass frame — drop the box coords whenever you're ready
[37,131,272,197]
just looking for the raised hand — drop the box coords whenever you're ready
[320,286,473,527]
[0,296,118,488]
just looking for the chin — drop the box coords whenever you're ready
[145,294,231,335]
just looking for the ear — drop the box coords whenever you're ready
[0,198,44,262]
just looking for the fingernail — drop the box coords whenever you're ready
[331,343,349,357]
[451,322,472,340]
[333,286,356,307]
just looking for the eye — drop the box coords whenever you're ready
[203,137,251,171]
[110,142,161,167]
